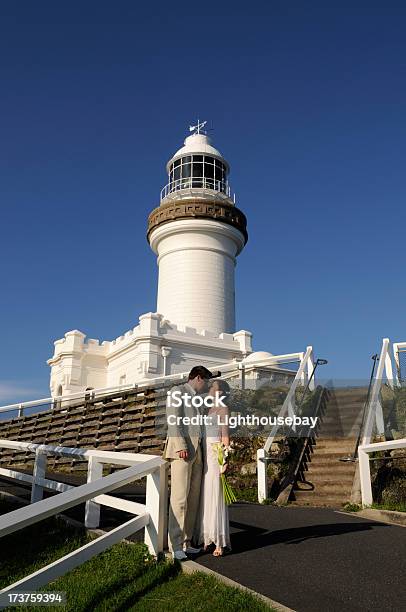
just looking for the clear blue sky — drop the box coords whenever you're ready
[1,1,406,403]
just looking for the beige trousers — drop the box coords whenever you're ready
[168,443,203,552]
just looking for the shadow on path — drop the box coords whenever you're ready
[229,519,387,552]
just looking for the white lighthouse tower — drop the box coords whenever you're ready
[147,122,248,336]
[48,123,259,396]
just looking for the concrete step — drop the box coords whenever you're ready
[321,413,363,421]
[319,429,362,438]
[313,439,357,447]
[313,440,357,450]
[303,464,356,475]
[300,474,354,485]
[307,457,354,468]
[312,444,354,459]
[321,413,364,420]
[289,498,348,507]
[295,481,352,494]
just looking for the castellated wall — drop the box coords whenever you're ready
[48,312,252,398]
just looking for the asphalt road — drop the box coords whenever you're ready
[195,504,406,612]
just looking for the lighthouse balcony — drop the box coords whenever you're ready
[160,177,235,205]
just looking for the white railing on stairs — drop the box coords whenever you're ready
[0,439,167,596]
[257,346,316,503]
[393,341,406,386]
[357,337,406,506]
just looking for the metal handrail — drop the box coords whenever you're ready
[257,350,328,502]
[340,353,379,462]
[276,386,328,503]
[160,177,233,201]
[264,347,314,453]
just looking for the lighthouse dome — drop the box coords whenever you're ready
[162,126,232,202]
[166,133,228,172]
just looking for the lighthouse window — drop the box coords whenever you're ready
[192,162,203,177]
[181,163,191,178]
[168,155,227,194]
[205,163,214,179]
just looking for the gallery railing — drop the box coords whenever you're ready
[160,177,234,201]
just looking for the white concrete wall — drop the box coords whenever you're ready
[48,313,253,397]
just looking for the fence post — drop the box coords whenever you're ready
[85,456,103,528]
[385,349,394,390]
[257,448,267,503]
[358,447,373,506]
[307,347,315,391]
[299,352,306,385]
[145,463,167,555]
[31,450,47,503]
[162,463,169,551]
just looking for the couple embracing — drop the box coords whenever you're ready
[163,365,232,560]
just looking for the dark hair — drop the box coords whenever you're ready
[188,365,213,380]
[210,379,231,396]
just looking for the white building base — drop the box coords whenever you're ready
[47,312,253,397]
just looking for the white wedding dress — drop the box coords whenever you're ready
[196,408,231,549]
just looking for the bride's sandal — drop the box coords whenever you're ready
[213,547,223,557]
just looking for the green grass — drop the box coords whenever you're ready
[342,501,406,513]
[342,502,361,512]
[371,501,406,513]
[0,500,273,611]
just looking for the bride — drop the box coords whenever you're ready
[196,378,232,557]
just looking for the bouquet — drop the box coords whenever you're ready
[216,443,236,505]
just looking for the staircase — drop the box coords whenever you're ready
[292,387,368,507]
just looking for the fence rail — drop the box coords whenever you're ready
[0,353,302,420]
[0,439,167,596]
[358,438,406,506]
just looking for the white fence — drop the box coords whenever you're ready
[357,337,406,506]
[358,438,406,506]
[257,346,318,502]
[393,341,406,385]
[0,440,167,596]
[0,352,301,420]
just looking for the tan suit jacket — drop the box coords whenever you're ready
[163,382,203,460]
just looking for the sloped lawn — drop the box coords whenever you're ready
[0,500,272,611]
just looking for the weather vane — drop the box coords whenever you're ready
[189,119,207,135]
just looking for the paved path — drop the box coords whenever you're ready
[195,503,406,612]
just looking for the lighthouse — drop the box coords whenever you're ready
[48,123,261,396]
[147,122,248,336]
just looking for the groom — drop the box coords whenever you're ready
[163,365,213,560]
